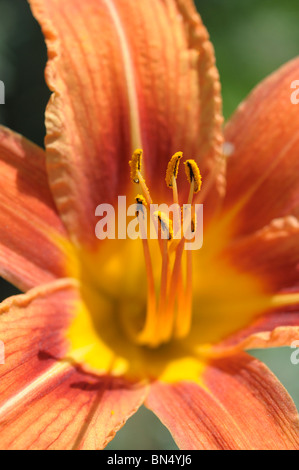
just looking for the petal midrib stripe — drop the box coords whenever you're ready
[0,362,71,421]
[103,0,143,151]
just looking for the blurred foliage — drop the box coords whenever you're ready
[0,0,298,450]
[197,0,299,118]
[0,0,49,145]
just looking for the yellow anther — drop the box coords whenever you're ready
[154,211,173,240]
[165,152,183,188]
[191,214,197,233]
[135,194,147,206]
[184,160,202,193]
[129,149,143,183]
[135,194,147,217]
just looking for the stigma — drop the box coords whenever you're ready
[129,149,202,348]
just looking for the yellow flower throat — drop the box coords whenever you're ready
[128,149,202,348]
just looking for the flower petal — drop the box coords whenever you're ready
[0,280,147,449]
[223,56,299,237]
[214,304,299,353]
[28,0,224,244]
[0,126,68,291]
[147,353,299,450]
[221,215,299,291]
[203,353,299,450]
[146,380,250,450]
[200,216,299,352]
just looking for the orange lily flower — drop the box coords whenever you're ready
[0,0,299,450]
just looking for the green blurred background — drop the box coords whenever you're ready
[0,0,298,449]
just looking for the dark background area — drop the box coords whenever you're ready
[0,0,298,449]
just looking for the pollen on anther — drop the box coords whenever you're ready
[154,211,174,240]
[135,194,147,217]
[165,152,183,188]
[135,194,147,207]
[191,215,197,233]
[129,149,143,183]
[184,159,202,193]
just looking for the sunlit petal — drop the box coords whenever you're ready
[147,353,299,450]
[223,57,299,237]
[0,280,147,449]
[0,126,68,291]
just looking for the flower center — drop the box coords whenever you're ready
[128,149,202,348]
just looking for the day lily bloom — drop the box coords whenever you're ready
[0,0,299,450]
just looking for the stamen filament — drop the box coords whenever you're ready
[175,248,193,338]
[172,176,179,205]
[163,237,186,342]
[135,202,158,346]
[155,239,170,344]
[270,293,299,308]
[137,171,153,205]
[137,235,158,345]
[188,179,195,205]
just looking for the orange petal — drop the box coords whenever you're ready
[0,280,147,449]
[221,215,299,291]
[146,381,250,450]
[147,353,299,450]
[28,0,224,244]
[203,353,299,450]
[214,304,299,353]
[0,126,68,291]
[223,57,299,237]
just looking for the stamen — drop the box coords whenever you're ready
[162,237,185,342]
[165,152,183,188]
[135,194,147,216]
[174,160,202,338]
[135,196,157,346]
[154,211,173,240]
[185,160,201,239]
[129,149,153,204]
[191,215,197,233]
[156,238,170,343]
[137,171,153,205]
[175,248,193,338]
[184,160,202,194]
[166,152,182,206]
[129,149,143,183]
[128,150,203,347]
